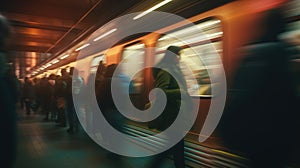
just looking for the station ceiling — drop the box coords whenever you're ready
[1,0,144,54]
[0,0,231,76]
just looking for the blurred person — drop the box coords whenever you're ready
[50,75,60,121]
[98,60,106,76]
[69,66,74,76]
[219,8,299,168]
[31,78,40,113]
[61,68,73,131]
[85,64,106,137]
[84,73,96,134]
[0,14,17,168]
[61,68,73,127]
[281,23,300,168]
[96,64,125,134]
[95,60,106,88]
[22,77,34,115]
[19,79,24,110]
[67,68,84,133]
[146,46,192,168]
[96,64,128,161]
[44,74,56,121]
[54,74,66,126]
[39,77,51,119]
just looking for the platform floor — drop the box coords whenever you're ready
[14,109,176,168]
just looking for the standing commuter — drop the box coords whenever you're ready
[85,73,96,134]
[147,46,192,168]
[219,8,299,168]
[60,68,72,128]
[0,14,18,168]
[96,64,125,135]
[55,74,66,126]
[68,68,84,133]
[23,77,34,115]
[96,64,128,162]
[45,74,56,121]
[61,68,73,132]
[40,77,47,116]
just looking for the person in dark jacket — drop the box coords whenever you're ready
[0,13,17,168]
[219,8,299,168]
[96,64,126,134]
[147,46,191,168]
[22,77,35,115]
[96,64,128,162]
[54,74,66,126]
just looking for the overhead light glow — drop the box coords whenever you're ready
[60,54,70,59]
[133,0,172,20]
[75,43,90,52]
[93,28,117,42]
[52,59,59,64]
[46,63,52,67]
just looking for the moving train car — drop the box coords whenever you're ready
[33,0,299,167]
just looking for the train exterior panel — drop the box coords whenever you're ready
[70,0,285,144]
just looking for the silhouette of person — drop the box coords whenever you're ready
[147,46,190,168]
[96,64,126,135]
[0,14,17,168]
[69,68,84,133]
[96,64,128,163]
[23,77,34,115]
[219,8,299,168]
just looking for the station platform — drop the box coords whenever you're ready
[14,109,175,168]
[13,105,250,168]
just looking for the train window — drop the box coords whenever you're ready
[90,54,105,74]
[155,18,223,97]
[121,43,145,94]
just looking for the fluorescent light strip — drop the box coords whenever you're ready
[52,59,59,64]
[75,43,90,51]
[93,28,117,42]
[133,0,172,20]
[60,54,69,59]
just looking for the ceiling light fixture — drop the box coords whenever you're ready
[52,59,59,64]
[75,43,90,51]
[93,28,117,42]
[133,0,172,20]
[60,54,70,59]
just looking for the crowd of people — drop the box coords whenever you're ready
[19,67,83,134]
[1,5,300,168]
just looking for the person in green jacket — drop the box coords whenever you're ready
[148,46,190,168]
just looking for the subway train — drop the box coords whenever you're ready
[33,0,299,167]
